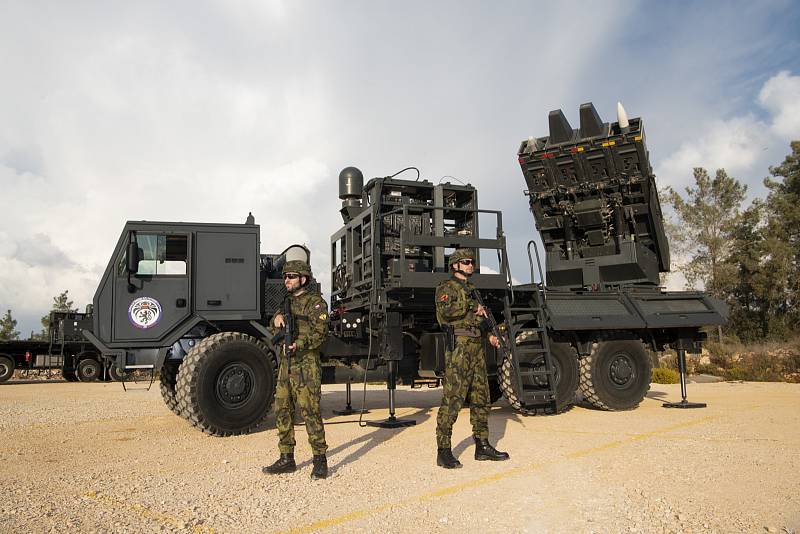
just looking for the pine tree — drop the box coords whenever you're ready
[38,290,77,338]
[761,140,800,335]
[723,202,767,341]
[666,168,747,298]
[0,310,20,341]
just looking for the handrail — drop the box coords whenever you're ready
[527,240,547,302]
[393,204,509,275]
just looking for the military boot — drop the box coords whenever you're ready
[474,437,510,461]
[436,448,462,469]
[311,454,328,480]
[262,453,296,474]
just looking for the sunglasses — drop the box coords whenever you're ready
[458,259,475,266]
[283,273,301,280]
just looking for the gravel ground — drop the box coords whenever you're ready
[0,379,798,533]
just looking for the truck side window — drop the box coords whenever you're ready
[117,233,188,276]
[161,234,188,275]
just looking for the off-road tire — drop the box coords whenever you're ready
[160,361,181,416]
[176,332,277,436]
[0,356,14,382]
[579,339,652,410]
[499,332,579,415]
[77,358,102,382]
[108,364,127,382]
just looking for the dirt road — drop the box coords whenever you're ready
[1,380,798,533]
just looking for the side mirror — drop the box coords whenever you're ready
[127,242,139,274]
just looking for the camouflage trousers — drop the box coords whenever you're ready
[274,351,328,455]
[436,337,490,449]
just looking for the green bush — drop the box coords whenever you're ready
[652,367,680,384]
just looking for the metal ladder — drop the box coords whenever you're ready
[502,240,557,411]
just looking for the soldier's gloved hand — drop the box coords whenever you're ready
[273,313,285,328]
[489,335,500,348]
[476,304,488,318]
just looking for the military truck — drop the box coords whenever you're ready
[80,102,727,435]
[80,177,515,435]
[0,310,110,382]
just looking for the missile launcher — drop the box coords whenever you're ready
[517,102,670,290]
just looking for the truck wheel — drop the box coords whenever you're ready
[579,339,652,410]
[160,361,182,416]
[498,332,579,415]
[176,332,276,436]
[0,356,14,382]
[77,358,101,382]
[108,364,127,382]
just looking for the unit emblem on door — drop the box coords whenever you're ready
[128,297,163,329]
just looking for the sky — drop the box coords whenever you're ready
[1,1,799,337]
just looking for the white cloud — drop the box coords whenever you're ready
[657,114,767,188]
[758,70,800,138]
[655,71,800,196]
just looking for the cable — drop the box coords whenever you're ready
[438,175,466,185]
[386,167,421,181]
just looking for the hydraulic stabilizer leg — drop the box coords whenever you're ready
[663,337,706,409]
[333,379,365,416]
[366,360,415,428]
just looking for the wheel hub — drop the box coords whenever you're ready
[216,363,255,409]
[81,362,99,378]
[609,354,634,387]
[531,356,560,387]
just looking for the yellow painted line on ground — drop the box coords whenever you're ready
[83,490,217,533]
[565,416,716,459]
[281,463,539,534]
[278,415,716,534]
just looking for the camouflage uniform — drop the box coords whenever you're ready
[270,282,329,455]
[435,270,491,449]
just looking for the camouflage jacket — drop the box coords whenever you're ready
[270,290,329,353]
[435,277,484,330]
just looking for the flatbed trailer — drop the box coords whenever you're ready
[0,311,116,382]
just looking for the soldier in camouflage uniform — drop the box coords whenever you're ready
[262,260,330,480]
[434,249,510,468]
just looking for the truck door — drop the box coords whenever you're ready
[112,232,191,343]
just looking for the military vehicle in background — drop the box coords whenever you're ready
[0,310,111,382]
[78,102,727,436]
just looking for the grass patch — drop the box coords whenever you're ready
[652,367,680,384]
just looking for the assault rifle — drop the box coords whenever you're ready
[470,288,514,360]
[271,297,296,360]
